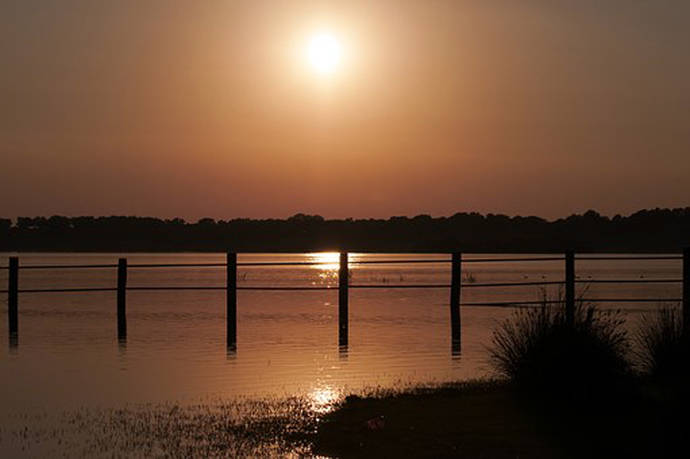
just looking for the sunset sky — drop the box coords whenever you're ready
[2,0,689,220]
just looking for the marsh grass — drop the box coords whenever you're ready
[489,289,630,397]
[635,305,690,385]
[2,398,319,457]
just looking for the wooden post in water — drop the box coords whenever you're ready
[227,252,237,348]
[338,252,349,347]
[450,252,462,353]
[8,257,19,341]
[565,250,575,326]
[117,258,127,341]
[683,247,690,334]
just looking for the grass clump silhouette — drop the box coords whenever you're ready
[489,290,630,398]
[635,305,690,385]
[633,306,690,455]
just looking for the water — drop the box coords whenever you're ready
[0,252,682,412]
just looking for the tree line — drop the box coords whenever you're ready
[1,208,689,252]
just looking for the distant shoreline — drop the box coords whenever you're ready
[2,208,689,253]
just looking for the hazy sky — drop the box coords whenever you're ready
[2,0,689,220]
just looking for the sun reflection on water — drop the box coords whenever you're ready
[307,252,341,271]
[307,384,342,414]
[307,252,353,286]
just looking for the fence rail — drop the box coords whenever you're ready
[4,249,690,352]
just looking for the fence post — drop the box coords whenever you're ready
[8,257,18,342]
[683,247,690,334]
[339,252,349,347]
[565,250,575,326]
[227,252,237,349]
[117,258,127,341]
[450,252,462,353]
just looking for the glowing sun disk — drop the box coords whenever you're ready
[307,33,342,74]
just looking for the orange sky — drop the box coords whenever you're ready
[2,0,689,220]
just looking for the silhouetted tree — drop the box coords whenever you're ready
[1,208,688,252]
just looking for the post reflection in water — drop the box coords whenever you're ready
[9,334,18,352]
[118,337,127,355]
[338,344,348,360]
[452,340,462,360]
[226,344,237,360]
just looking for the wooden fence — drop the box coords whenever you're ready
[3,250,689,351]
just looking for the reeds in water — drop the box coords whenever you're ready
[489,290,630,396]
[635,305,689,384]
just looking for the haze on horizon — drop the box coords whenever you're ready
[1,0,689,221]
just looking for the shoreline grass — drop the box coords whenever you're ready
[635,306,690,386]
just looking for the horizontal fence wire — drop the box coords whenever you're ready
[240,259,447,266]
[238,261,342,266]
[576,256,682,261]
[127,286,225,291]
[349,259,450,265]
[581,298,682,303]
[16,288,117,293]
[462,257,564,263]
[462,281,564,288]
[461,300,565,307]
[7,290,683,301]
[16,264,119,270]
[128,263,225,268]
[576,279,682,284]
[462,298,683,307]
[6,255,682,270]
[0,282,563,294]
[350,284,449,289]
[241,257,566,265]
[238,286,335,291]
[349,281,564,289]
[126,286,336,291]
[2,256,578,271]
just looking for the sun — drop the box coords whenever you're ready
[307,33,342,75]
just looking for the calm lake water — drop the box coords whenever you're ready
[0,253,683,413]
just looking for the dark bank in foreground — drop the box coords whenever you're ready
[313,377,689,458]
